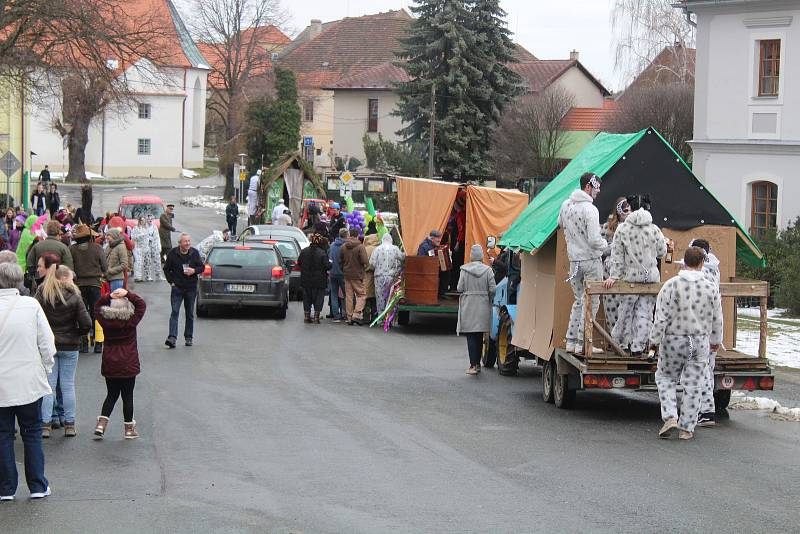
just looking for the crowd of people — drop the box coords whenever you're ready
[559,172,724,440]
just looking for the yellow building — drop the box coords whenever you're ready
[0,76,30,209]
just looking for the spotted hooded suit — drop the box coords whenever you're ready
[601,222,621,332]
[609,208,667,353]
[699,252,722,414]
[558,189,607,348]
[650,270,723,432]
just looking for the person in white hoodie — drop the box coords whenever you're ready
[558,173,607,354]
[247,170,261,225]
[604,195,667,356]
[0,262,56,500]
[649,246,722,440]
[271,199,286,224]
[689,238,722,427]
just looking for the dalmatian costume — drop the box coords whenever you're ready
[650,270,723,433]
[609,208,667,353]
[698,250,722,415]
[601,222,621,332]
[558,187,607,351]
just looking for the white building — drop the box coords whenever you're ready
[30,0,208,179]
[680,0,800,234]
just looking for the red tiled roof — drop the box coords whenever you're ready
[511,59,611,96]
[199,25,290,88]
[560,99,620,131]
[325,61,409,89]
[123,0,208,69]
[625,45,696,93]
[279,10,412,89]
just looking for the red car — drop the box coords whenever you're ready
[117,195,166,231]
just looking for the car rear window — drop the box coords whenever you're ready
[120,203,164,220]
[207,248,278,268]
[273,242,299,259]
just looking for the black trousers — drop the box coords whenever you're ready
[101,377,136,421]
[465,332,483,367]
[227,219,237,236]
[302,287,325,314]
[79,285,101,336]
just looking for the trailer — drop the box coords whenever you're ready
[492,128,774,409]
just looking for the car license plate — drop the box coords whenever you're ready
[226,284,255,293]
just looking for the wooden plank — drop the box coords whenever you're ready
[720,282,770,298]
[592,319,627,357]
[759,296,768,359]
[584,280,769,298]
[583,291,592,357]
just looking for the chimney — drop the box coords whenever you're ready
[570,50,579,61]
[310,19,322,40]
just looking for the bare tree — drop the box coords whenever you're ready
[611,0,696,86]
[607,84,694,162]
[494,86,575,184]
[184,0,288,197]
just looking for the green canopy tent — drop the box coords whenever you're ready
[500,128,764,267]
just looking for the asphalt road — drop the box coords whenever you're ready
[4,177,799,533]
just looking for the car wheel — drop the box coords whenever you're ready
[196,303,208,318]
[554,369,576,409]
[496,320,518,376]
[542,358,555,403]
[274,303,287,319]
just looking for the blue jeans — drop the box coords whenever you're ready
[41,351,79,424]
[0,399,48,496]
[329,276,345,319]
[109,279,125,291]
[169,285,197,340]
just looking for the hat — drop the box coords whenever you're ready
[470,244,483,262]
[73,224,98,239]
[331,202,340,210]
[15,214,26,225]
[429,230,442,238]
[166,203,175,208]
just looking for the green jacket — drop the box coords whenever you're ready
[26,235,74,271]
[16,215,40,270]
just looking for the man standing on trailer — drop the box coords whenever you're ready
[649,246,723,440]
[558,172,607,354]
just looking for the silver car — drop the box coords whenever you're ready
[240,224,310,249]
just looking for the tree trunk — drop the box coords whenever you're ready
[66,116,90,183]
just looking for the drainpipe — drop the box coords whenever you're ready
[20,76,27,210]
[181,69,187,171]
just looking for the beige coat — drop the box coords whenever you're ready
[106,239,129,281]
[363,234,380,298]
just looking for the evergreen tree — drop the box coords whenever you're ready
[246,68,302,171]
[395,0,520,180]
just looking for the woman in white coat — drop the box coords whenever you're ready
[0,262,56,500]
[457,245,496,375]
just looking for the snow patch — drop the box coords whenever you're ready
[729,394,800,422]
[182,169,199,178]
[736,308,800,369]
[182,194,247,216]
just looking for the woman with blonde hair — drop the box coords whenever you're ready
[600,197,630,333]
[35,265,91,438]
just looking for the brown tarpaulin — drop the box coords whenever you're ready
[397,177,459,253]
[465,185,529,264]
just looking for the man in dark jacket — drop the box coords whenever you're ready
[340,228,369,325]
[328,203,346,242]
[27,220,74,271]
[225,196,239,237]
[297,233,331,324]
[163,233,204,348]
[70,224,107,353]
[39,165,51,183]
[417,230,442,256]
[159,204,178,265]
[328,228,348,322]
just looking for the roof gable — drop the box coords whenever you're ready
[511,60,610,96]
[124,0,209,69]
[198,25,290,88]
[500,128,762,266]
[624,45,695,94]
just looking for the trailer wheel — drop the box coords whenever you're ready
[481,334,497,368]
[713,389,732,412]
[398,310,410,326]
[496,320,518,376]
[542,358,555,403]
[554,370,576,409]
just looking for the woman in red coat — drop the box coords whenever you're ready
[92,288,146,439]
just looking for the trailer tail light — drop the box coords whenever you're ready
[583,375,599,388]
[583,374,639,389]
[201,264,212,278]
[625,376,640,387]
[597,375,611,389]
[742,377,756,391]
[758,376,774,390]
[271,266,284,280]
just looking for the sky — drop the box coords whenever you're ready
[283,0,619,90]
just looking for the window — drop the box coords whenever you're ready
[119,203,164,219]
[751,181,778,236]
[137,138,151,155]
[303,100,314,122]
[758,39,780,96]
[271,52,278,61]
[368,99,379,132]
[138,103,151,119]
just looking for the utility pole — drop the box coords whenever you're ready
[428,83,436,179]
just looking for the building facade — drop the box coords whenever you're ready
[681,0,800,234]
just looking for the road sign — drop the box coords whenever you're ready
[0,151,21,177]
[240,171,247,182]
[303,136,313,147]
[340,170,354,184]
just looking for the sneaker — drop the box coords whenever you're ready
[475,364,481,373]
[591,345,604,354]
[165,337,176,349]
[185,338,193,347]
[30,487,51,499]
[93,341,103,354]
[0,496,14,502]
[678,430,694,440]
[50,419,61,430]
[658,417,678,438]
[466,366,478,375]
[697,413,716,427]
[64,423,77,437]
[565,342,576,353]
[41,424,51,439]
[352,318,363,326]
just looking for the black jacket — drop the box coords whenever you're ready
[36,287,92,351]
[328,213,346,241]
[163,247,204,290]
[46,191,60,213]
[225,202,238,224]
[297,244,330,289]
